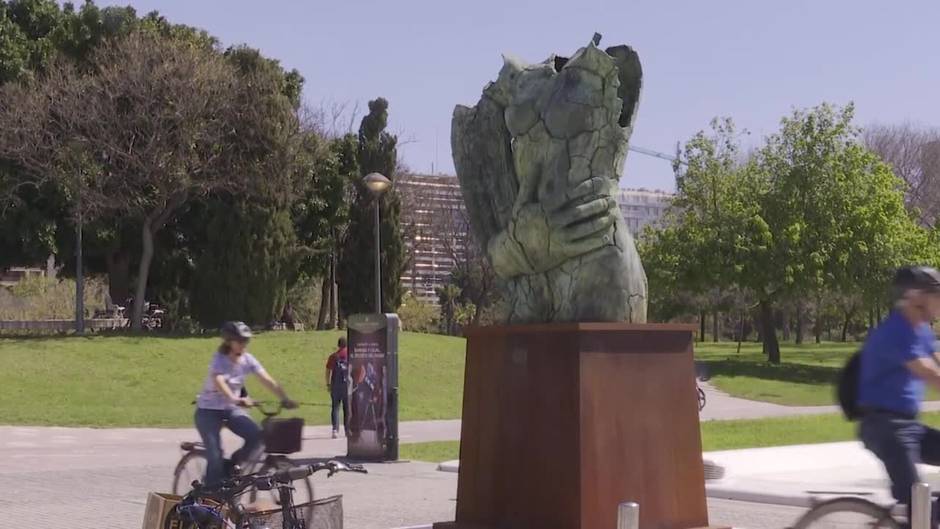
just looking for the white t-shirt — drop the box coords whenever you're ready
[196,350,266,410]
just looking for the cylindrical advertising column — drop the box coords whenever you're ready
[347,313,389,460]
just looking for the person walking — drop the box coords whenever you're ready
[325,336,350,439]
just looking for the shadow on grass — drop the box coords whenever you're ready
[702,358,841,386]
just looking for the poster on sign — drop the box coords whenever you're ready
[346,313,388,459]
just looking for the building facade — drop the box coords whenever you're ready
[396,174,673,303]
[616,188,673,235]
[397,174,467,303]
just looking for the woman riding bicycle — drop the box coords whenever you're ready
[195,321,297,488]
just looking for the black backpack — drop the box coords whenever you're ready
[331,355,350,388]
[837,351,863,421]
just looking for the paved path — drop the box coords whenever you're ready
[0,421,811,529]
[699,382,940,421]
[4,387,926,528]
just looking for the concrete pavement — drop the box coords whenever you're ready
[0,421,815,529]
[2,385,920,528]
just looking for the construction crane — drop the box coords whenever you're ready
[628,144,686,166]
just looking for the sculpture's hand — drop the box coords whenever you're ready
[488,177,617,278]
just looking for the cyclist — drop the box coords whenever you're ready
[195,321,297,487]
[858,266,940,527]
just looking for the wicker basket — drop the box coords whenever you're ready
[262,417,304,454]
[245,495,342,529]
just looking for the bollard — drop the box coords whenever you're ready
[617,502,639,529]
[912,482,931,529]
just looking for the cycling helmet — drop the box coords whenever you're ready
[221,321,253,341]
[893,266,940,294]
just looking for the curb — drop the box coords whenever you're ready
[438,460,459,473]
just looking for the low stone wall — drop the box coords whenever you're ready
[0,318,127,331]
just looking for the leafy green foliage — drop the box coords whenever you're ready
[338,98,406,316]
[644,103,937,362]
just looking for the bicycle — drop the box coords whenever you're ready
[789,495,905,529]
[174,402,312,525]
[695,361,709,412]
[169,460,367,529]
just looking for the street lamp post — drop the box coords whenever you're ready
[362,172,395,461]
[363,172,392,314]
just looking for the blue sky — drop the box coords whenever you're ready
[98,0,940,191]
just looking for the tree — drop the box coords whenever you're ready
[189,45,307,328]
[647,103,929,362]
[293,131,356,330]
[338,98,406,317]
[863,123,940,227]
[747,103,924,362]
[0,2,220,307]
[0,30,240,329]
[433,197,497,326]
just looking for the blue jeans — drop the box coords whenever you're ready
[331,387,349,433]
[194,407,262,488]
[859,412,940,525]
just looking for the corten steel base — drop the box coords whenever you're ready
[434,323,716,529]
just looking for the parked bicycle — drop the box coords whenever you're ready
[169,460,367,529]
[695,361,710,412]
[174,401,312,525]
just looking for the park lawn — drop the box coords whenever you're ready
[399,411,940,463]
[0,331,465,427]
[696,341,856,406]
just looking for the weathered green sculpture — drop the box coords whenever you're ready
[452,35,648,323]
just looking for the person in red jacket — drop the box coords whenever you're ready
[325,337,349,439]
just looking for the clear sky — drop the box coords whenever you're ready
[98,0,940,192]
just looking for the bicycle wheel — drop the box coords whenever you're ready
[697,387,706,411]
[790,497,900,529]
[246,457,315,527]
[173,450,208,495]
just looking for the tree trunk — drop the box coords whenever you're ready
[712,310,720,342]
[328,248,338,329]
[317,275,330,330]
[699,310,706,342]
[736,310,744,354]
[105,250,131,305]
[781,309,791,342]
[760,299,781,364]
[841,308,855,343]
[131,220,155,331]
[795,303,804,345]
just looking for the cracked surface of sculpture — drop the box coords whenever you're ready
[452,36,648,323]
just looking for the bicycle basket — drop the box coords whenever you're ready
[245,495,342,529]
[262,417,304,454]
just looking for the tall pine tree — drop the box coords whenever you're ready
[338,97,405,317]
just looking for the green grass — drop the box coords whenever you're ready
[399,412,940,463]
[695,341,858,406]
[0,331,465,427]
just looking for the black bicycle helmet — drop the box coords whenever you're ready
[893,266,940,294]
[221,321,253,341]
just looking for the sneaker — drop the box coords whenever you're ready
[332,430,338,439]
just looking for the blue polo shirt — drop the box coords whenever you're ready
[858,310,937,417]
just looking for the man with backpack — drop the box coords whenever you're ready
[325,336,350,439]
[852,266,940,526]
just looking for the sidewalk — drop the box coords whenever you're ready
[441,441,939,514]
[705,441,940,511]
